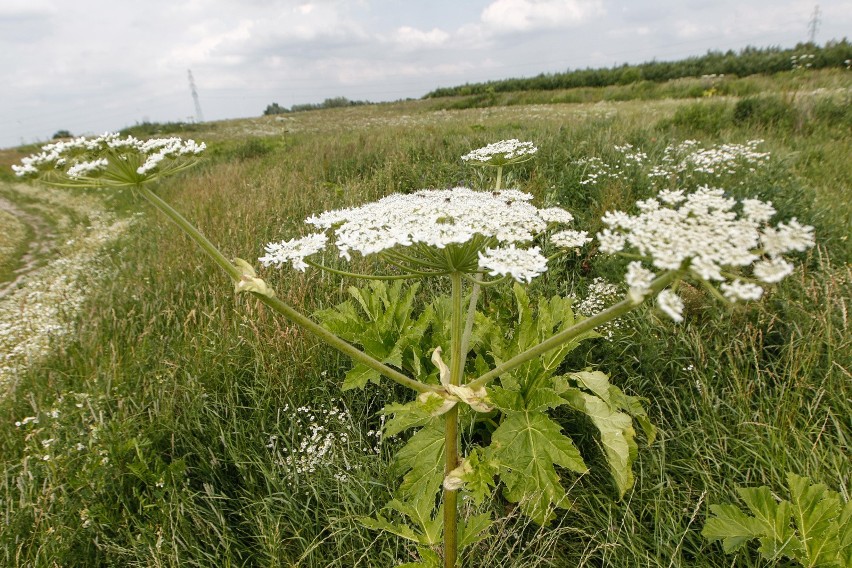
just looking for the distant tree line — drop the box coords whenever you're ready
[424,40,852,98]
[263,96,371,115]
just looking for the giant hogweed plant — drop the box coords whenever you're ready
[15,136,815,567]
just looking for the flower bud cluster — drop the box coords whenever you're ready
[12,133,206,186]
[597,186,814,320]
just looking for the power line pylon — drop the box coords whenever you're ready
[187,69,204,123]
[808,4,821,44]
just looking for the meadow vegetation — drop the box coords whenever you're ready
[0,70,849,567]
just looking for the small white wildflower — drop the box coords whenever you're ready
[597,228,626,254]
[551,229,591,249]
[753,257,794,283]
[657,289,685,322]
[720,280,764,302]
[597,187,813,303]
[266,187,580,281]
[67,158,109,179]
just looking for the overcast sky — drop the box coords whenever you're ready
[1,0,849,148]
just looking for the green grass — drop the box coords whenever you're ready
[0,82,849,566]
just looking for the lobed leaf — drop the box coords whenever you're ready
[488,409,587,524]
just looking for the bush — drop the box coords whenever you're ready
[732,96,795,129]
[669,101,731,134]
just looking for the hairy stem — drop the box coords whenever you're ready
[137,185,438,395]
[443,272,464,568]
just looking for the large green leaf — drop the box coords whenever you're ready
[787,473,841,567]
[738,486,802,560]
[702,504,765,552]
[489,410,587,524]
[488,285,596,394]
[838,499,852,568]
[393,424,445,499]
[703,475,850,566]
[567,391,637,499]
[315,281,437,389]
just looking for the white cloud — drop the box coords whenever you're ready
[389,26,451,49]
[481,0,604,33]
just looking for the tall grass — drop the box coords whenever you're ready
[0,87,848,566]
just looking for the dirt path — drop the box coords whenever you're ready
[0,193,57,300]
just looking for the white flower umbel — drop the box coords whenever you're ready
[720,280,764,302]
[551,229,592,249]
[259,233,328,271]
[265,187,581,282]
[478,245,548,283]
[13,133,206,187]
[625,261,655,302]
[461,139,538,165]
[598,186,814,308]
[657,289,685,322]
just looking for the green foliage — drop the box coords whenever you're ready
[670,101,732,135]
[316,281,434,389]
[425,40,852,98]
[263,102,289,115]
[703,473,851,567]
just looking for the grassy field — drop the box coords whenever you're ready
[0,72,849,566]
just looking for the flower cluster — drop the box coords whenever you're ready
[261,187,584,282]
[13,133,206,187]
[267,402,381,484]
[461,139,538,165]
[598,186,814,320]
[648,139,770,183]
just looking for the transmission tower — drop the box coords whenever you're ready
[808,4,821,44]
[187,69,205,123]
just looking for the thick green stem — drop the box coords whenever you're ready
[495,166,503,191]
[136,185,438,395]
[443,272,464,568]
[468,271,681,390]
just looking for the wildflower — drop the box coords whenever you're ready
[625,261,655,301]
[259,233,328,272]
[13,133,206,187]
[657,289,684,322]
[598,186,814,308]
[478,245,548,283]
[551,229,591,249]
[262,187,580,282]
[720,280,764,302]
[461,139,537,165]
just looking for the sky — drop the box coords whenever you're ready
[1,0,850,149]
